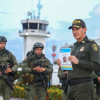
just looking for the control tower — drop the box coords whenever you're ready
[19,0,50,59]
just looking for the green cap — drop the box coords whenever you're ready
[0,36,7,42]
[69,19,86,29]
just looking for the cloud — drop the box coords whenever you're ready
[0,1,100,63]
[85,4,100,39]
[48,21,75,44]
[45,4,100,63]
[0,11,10,15]
[0,29,21,40]
[89,4,100,17]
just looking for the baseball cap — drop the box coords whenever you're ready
[68,19,86,29]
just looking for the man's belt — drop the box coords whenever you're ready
[68,77,93,85]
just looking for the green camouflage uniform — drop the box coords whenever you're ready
[22,54,53,100]
[58,68,67,100]
[92,71,100,100]
[67,36,100,100]
[0,49,18,100]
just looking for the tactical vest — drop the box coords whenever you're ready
[0,49,19,81]
[22,54,51,84]
[0,49,10,65]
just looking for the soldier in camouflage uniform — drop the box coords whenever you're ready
[57,19,100,100]
[22,42,53,100]
[0,36,18,100]
[58,66,68,100]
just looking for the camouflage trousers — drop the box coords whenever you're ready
[0,78,11,100]
[26,84,47,100]
[95,86,100,100]
[63,91,67,100]
[67,81,95,100]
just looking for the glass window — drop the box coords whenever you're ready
[44,24,47,31]
[39,23,47,31]
[29,23,38,29]
[39,23,42,30]
[23,23,28,29]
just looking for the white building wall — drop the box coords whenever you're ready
[23,35,46,59]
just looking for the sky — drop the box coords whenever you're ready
[0,0,100,63]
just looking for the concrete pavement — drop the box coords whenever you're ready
[0,96,26,100]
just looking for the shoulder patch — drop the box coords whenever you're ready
[82,41,85,43]
[92,44,98,51]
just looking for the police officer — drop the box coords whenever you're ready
[58,66,68,100]
[0,36,18,100]
[22,42,53,100]
[57,19,100,100]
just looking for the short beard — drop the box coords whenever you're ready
[35,53,42,57]
[0,48,5,50]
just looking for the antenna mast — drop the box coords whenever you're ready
[37,0,43,19]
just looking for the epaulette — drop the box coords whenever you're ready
[87,39,94,42]
[82,39,94,43]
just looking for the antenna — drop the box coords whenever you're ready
[31,0,35,19]
[37,0,43,19]
[31,0,34,12]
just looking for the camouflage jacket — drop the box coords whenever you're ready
[22,54,53,74]
[0,49,18,72]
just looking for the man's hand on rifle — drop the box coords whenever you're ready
[5,68,13,73]
[33,66,46,72]
[40,67,46,72]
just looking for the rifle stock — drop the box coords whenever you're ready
[0,65,16,91]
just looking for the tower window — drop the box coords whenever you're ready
[39,23,42,30]
[23,23,28,29]
[29,23,37,29]
[39,23,47,31]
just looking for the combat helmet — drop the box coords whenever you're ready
[33,42,44,50]
[0,36,7,42]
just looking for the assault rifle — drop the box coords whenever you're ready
[0,65,16,91]
[32,60,48,96]
[33,61,47,83]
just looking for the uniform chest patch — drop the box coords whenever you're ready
[80,47,84,51]
[92,44,98,51]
